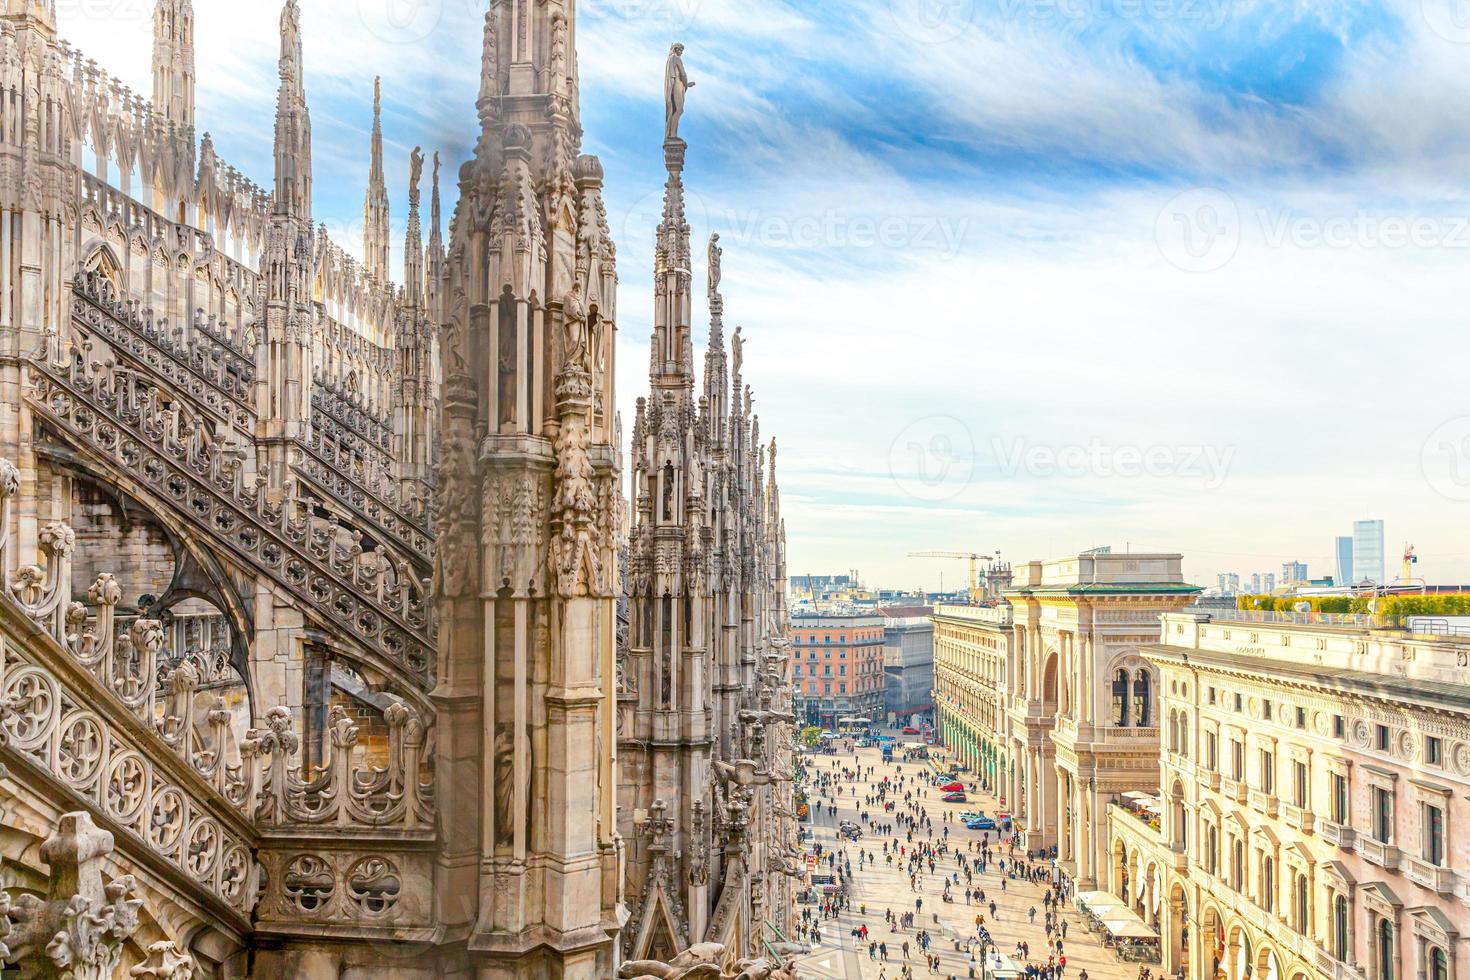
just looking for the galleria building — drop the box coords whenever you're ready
[0,0,799,976]
[934,553,1470,980]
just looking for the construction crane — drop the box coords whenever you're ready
[1402,544,1418,584]
[909,551,999,604]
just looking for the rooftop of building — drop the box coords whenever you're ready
[1006,549,1199,595]
[1152,607,1470,694]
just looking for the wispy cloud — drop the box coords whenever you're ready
[63,0,1470,587]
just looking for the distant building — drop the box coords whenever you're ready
[1281,560,1308,584]
[1261,572,1276,593]
[791,613,885,728]
[1335,535,1355,587]
[933,549,1201,876]
[1216,573,1240,594]
[1353,519,1385,584]
[881,607,935,725]
[790,574,851,594]
[1248,572,1262,594]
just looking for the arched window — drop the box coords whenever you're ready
[1430,947,1448,980]
[1294,874,1308,933]
[1205,823,1219,874]
[1333,896,1349,960]
[1179,715,1189,757]
[1112,669,1129,726]
[1376,919,1394,980]
[1261,855,1275,912]
[1133,670,1151,726]
[1168,710,1178,752]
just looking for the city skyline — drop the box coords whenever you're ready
[62,0,1470,591]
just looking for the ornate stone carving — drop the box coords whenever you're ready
[128,941,195,979]
[0,813,143,980]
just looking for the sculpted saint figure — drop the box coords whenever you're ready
[664,44,694,141]
[409,146,425,205]
[708,234,721,296]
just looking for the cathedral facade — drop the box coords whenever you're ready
[0,0,792,976]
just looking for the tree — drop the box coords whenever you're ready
[799,725,821,749]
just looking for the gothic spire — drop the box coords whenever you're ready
[152,0,194,136]
[650,44,694,392]
[404,146,425,306]
[476,1,499,134]
[364,75,390,283]
[273,0,312,220]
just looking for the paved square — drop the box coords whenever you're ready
[791,740,1144,980]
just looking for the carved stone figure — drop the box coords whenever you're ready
[493,723,515,847]
[664,44,694,141]
[707,233,721,296]
[409,145,425,207]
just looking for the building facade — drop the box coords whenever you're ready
[1104,609,1470,980]
[1337,537,1356,587]
[883,609,935,726]
[791,613,885,728]
[1353,520,1386,585]
[932,551,1199,890]
[933,602,1013,786]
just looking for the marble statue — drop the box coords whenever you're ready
[664,43,694,141]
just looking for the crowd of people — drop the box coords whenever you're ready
[796,740,1090,980]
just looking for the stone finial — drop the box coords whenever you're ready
[0,813,143,980]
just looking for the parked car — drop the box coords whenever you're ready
[966,816,996,831]
[942,792,967,803]
[939,781,965,792]
[902,726,920,735]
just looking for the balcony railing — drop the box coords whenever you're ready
[1318,819,1356,849]
[1199,769,1221,792]
[1358,837,1399,871]
[1249,789,1279,818]
[1282,803,1315,833]
[1402,854,1455,896]
[1220,777,1248,803]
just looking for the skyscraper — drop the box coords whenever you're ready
[1335,536,1354,586]
[1282,561,1308,584]
[1352,520,1385,585]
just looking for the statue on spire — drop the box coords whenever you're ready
[664,43,693,141]
[409,146,425,209]
[280,0,301,75]
[708,233,722,297]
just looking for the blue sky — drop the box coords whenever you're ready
[69,0,1470,589]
